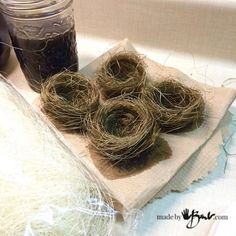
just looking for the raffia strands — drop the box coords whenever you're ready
[0,77,115,236]
[96,52,147,99]
[40,72,100,133]
[88,97,160,164]
[144,79,205,133]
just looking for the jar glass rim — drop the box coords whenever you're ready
[0,0,73,18]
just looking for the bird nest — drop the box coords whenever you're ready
[96,51,147,99]
[88,97,160,167]
[144,79,205,133]
[40,72,100,133]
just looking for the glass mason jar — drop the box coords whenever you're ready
[0,0,78,92]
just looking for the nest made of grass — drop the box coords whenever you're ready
[144,79,205,133]
[96,51,147,99]
[40,72,100,133]
[88,97,160,165]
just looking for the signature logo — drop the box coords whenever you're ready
[181,208,216,229]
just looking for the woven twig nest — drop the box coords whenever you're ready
[40,72,100,133]
[144,79,205,133]
[96,51,147,99]
[88,97,160,165]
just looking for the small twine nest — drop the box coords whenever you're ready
[40,72,100,133]
[96,51,147,99]
[88,98,160,165]
[144,79,205,133]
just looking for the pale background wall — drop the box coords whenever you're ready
[73,0,236,62]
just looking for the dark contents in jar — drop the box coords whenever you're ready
[0,14,11,69]
[10,27,78,92]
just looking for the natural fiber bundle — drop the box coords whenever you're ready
[0,77,114,235]
[144,79,205,133]
[96,52,147,99]
[40,72,100,133]
[88,98,160,164]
